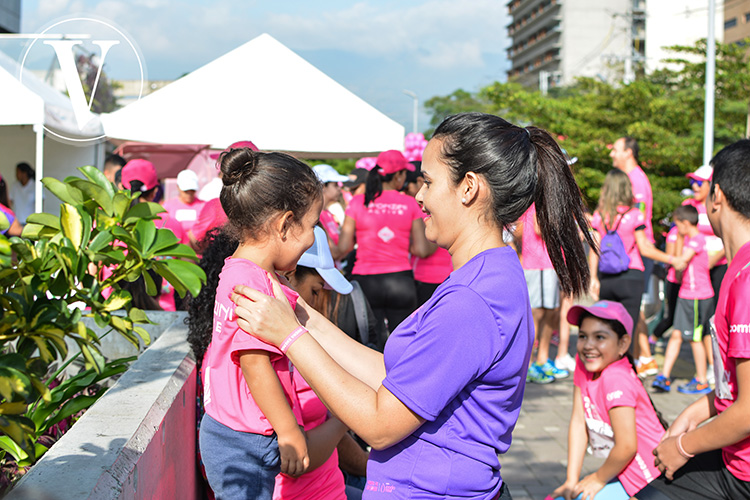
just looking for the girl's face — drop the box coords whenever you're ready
[576,317,630,375]
[415,139,462,249]
[274,197,323,272]
[322,182,341,206]
[288,271,325,309]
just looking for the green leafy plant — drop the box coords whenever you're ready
[0,165,206,470]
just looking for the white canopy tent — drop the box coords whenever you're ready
[102,34,405,157]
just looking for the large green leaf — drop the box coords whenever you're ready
[79,165,115,199]
[68,179,113,215]
[134,219,157,255]
[0,418,35,462]
[160,259,206,298]
[0,212,8,232]
[25,213,61,230]
[88,230,114,253]
[42,177,83,205]
[152,242,198,260]
[112,192,131,219]
[102,290,131,312]
[123,202,165,225]
[145,229,180,257]
[60,204,83,251]
[20,224,58,240]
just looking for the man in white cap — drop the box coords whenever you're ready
[162,169,205,234]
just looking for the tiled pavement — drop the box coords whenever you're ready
[502,336,703,500]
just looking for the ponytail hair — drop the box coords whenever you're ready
[219,147,322,242]
[432,112,596,297]
[364,167,395,207]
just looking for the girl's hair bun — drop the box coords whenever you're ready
[220,147,258,187]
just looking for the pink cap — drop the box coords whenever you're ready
[121,159,159,192]
[686,165,713,182]
[567,300,634,335]
[209,140,259,159]
[376,150,414,176]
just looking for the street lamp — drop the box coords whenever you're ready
[402,89,418,134]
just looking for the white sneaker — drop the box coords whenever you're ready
[555,353,576,372]
[707,365,715,385]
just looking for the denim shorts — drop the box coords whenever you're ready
[199,413,280,500]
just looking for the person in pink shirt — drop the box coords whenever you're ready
[635,139,750,500]
[589,170,685,377]
[188,197,227,250]
[651,206,714,395]
[312,164,349,246]
[196,147,323,499]
[333,150,434,333]
[161,169,205,234]
[652,226,681,341]
[551,301,666,500]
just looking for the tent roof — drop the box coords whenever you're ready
[0,64,44,126]
[101,34,405,157]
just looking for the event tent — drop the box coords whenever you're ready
[101,34,405,157]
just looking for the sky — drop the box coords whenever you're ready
[10,0,511,134]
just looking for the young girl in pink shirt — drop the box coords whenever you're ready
[197,147,323,499]
[550,301,666,500]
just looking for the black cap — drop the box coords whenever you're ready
[342,168,369,188]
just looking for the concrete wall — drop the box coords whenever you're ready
[8,312,200,500]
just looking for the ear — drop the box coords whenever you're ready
[709,182,724,212]
[460,172,482,205]
[275,210,295,241]
[619,334,632,356]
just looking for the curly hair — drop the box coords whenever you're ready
[185,228,238,362]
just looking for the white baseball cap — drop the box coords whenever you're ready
[297,226,353,294]
[176,169,199,192]
[313,164,350,184]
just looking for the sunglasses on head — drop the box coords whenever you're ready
[690,179,704,187]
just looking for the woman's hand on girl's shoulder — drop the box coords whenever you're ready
[231,274,301,346]
[550,480,577,500]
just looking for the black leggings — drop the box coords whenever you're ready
[599,269,645,335]
[352,271,417,334]
[654,280,680,338]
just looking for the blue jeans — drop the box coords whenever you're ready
[554,480,628,500]
[199,413,280,500]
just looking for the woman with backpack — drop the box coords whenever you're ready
[589,169,686,340]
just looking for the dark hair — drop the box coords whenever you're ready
[130,181,158,204]
[432,112,595,297]
[104,153,127,170]
[219,148,322,241]
[364,167,395,206]
[0,176,8,207]
[673,205,699,226]
[186,228,239,362]
[16,162,35,180]
[579,312,669,430]
[710,139,750,219]
[622,136,639,162]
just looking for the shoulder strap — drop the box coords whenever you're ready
[350,281,369,345]
[610,207,635,233]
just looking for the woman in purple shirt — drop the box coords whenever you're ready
[231,113,595,499]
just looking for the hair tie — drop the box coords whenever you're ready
[524,127,531,138]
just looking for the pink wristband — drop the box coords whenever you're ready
[280,326,307,354]
[677,432,695,459]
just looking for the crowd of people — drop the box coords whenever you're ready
[4,113,749,500]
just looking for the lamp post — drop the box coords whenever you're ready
[403,89,418,134]
[703,0,716,166]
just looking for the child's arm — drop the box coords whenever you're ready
[337,433,369,477]
[574,406,637,500]
[302,417,349,472]
[551,386,588,500]
[239,351,309,477]
[635,230,686,270]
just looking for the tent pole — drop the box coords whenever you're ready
[33,124,44,215]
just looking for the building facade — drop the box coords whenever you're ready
[507,0,723,89]
[724,0,750,46]
[0,0,20,34]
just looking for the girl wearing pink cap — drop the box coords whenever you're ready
[333,149,434,338]
[551,301,666,500]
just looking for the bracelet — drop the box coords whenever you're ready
[677,432,695,459]
[280,326,308,354]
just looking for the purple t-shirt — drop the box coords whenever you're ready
[366,246,534,499]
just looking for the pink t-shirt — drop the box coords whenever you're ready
[592,206,646,272]
[712,240,750,481]
[666,226,679,283]
[627,166,654,242]
[574,356,664,495]
[162,197,205,233]
[520,204,553,270]
[679,233,714,300]
[191,198,227,242]
[273,371,346,500]
[320,209,340,246]
[411,212,452,284]
[345,190,423,275]
[682,198,727,266]
[202,258,302,434]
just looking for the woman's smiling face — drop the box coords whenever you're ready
[415,139,462,249]
[576,317,629,375]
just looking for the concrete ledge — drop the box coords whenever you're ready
[9,312,199,500]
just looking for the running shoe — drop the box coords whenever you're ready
[527,364,555,384]
[555,353,577,372]
[651,374,671,393]
[541,359,569,379]
[707,365,716,385]
[636,359,659,379]
[677,378,712,395]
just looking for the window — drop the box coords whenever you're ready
[745,12,750,23]
[725,17,738,29]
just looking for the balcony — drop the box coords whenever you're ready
[508,0,559,24]
[508,23,561,61]
[508,3,561,41]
